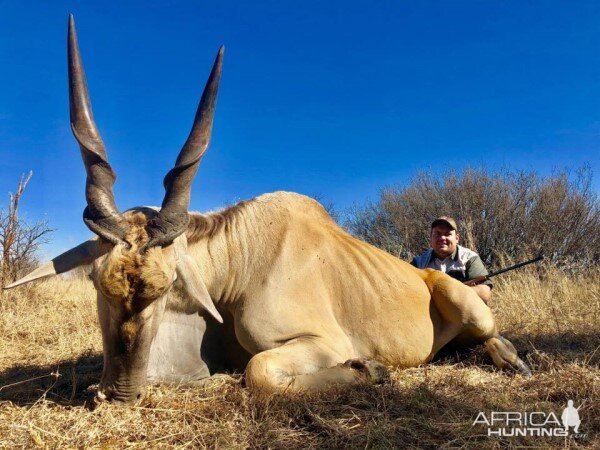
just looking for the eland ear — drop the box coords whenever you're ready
[176,254,223,324]
[3,239,107,289]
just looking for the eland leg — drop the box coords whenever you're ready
[245,337,388,393]
[423,269,531,376]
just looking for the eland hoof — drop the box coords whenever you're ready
[485,336,533,378]
[343,358,390,383]
[512,356,533,377]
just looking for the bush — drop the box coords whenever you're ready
[346,167,600,269]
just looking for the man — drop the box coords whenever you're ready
[411,216,492,304]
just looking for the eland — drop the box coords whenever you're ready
[6,16,531,404]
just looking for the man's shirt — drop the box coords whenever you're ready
[410,245,492,287]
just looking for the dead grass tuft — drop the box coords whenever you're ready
[1,267,598,448]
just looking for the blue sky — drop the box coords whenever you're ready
[1,1,599,256]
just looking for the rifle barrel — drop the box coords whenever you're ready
[488,255,544,278]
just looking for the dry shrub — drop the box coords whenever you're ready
[346,167,600,267]
[0,269,598,448]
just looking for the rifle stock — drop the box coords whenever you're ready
[464,276,488,286]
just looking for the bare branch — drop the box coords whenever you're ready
[0,172,54,288]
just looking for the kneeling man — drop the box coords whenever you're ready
[411,216,492,304]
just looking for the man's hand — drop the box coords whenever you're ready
[463,277,491,303]
[470,284,491,304]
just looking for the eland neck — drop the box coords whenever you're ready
[185,196,287,310]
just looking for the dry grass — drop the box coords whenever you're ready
[1,266,598,448]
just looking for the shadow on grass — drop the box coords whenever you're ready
[433,330,600,371]
[247,383,489,448]
[0,352,102,407]
[241,374,597,449]
[523,331,600,366]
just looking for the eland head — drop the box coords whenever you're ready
[6,15,224,404]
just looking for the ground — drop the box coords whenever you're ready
[0,265,598,448]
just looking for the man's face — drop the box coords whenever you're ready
[430,224,459,259]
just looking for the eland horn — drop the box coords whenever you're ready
[68,14,128,245]
[145,46,224,249]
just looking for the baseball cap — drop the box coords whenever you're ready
[431,216,458,231]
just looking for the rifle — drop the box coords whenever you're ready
[463,255,544,286]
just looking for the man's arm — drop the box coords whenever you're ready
[471,284,491,304]
[466,255,493,304]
